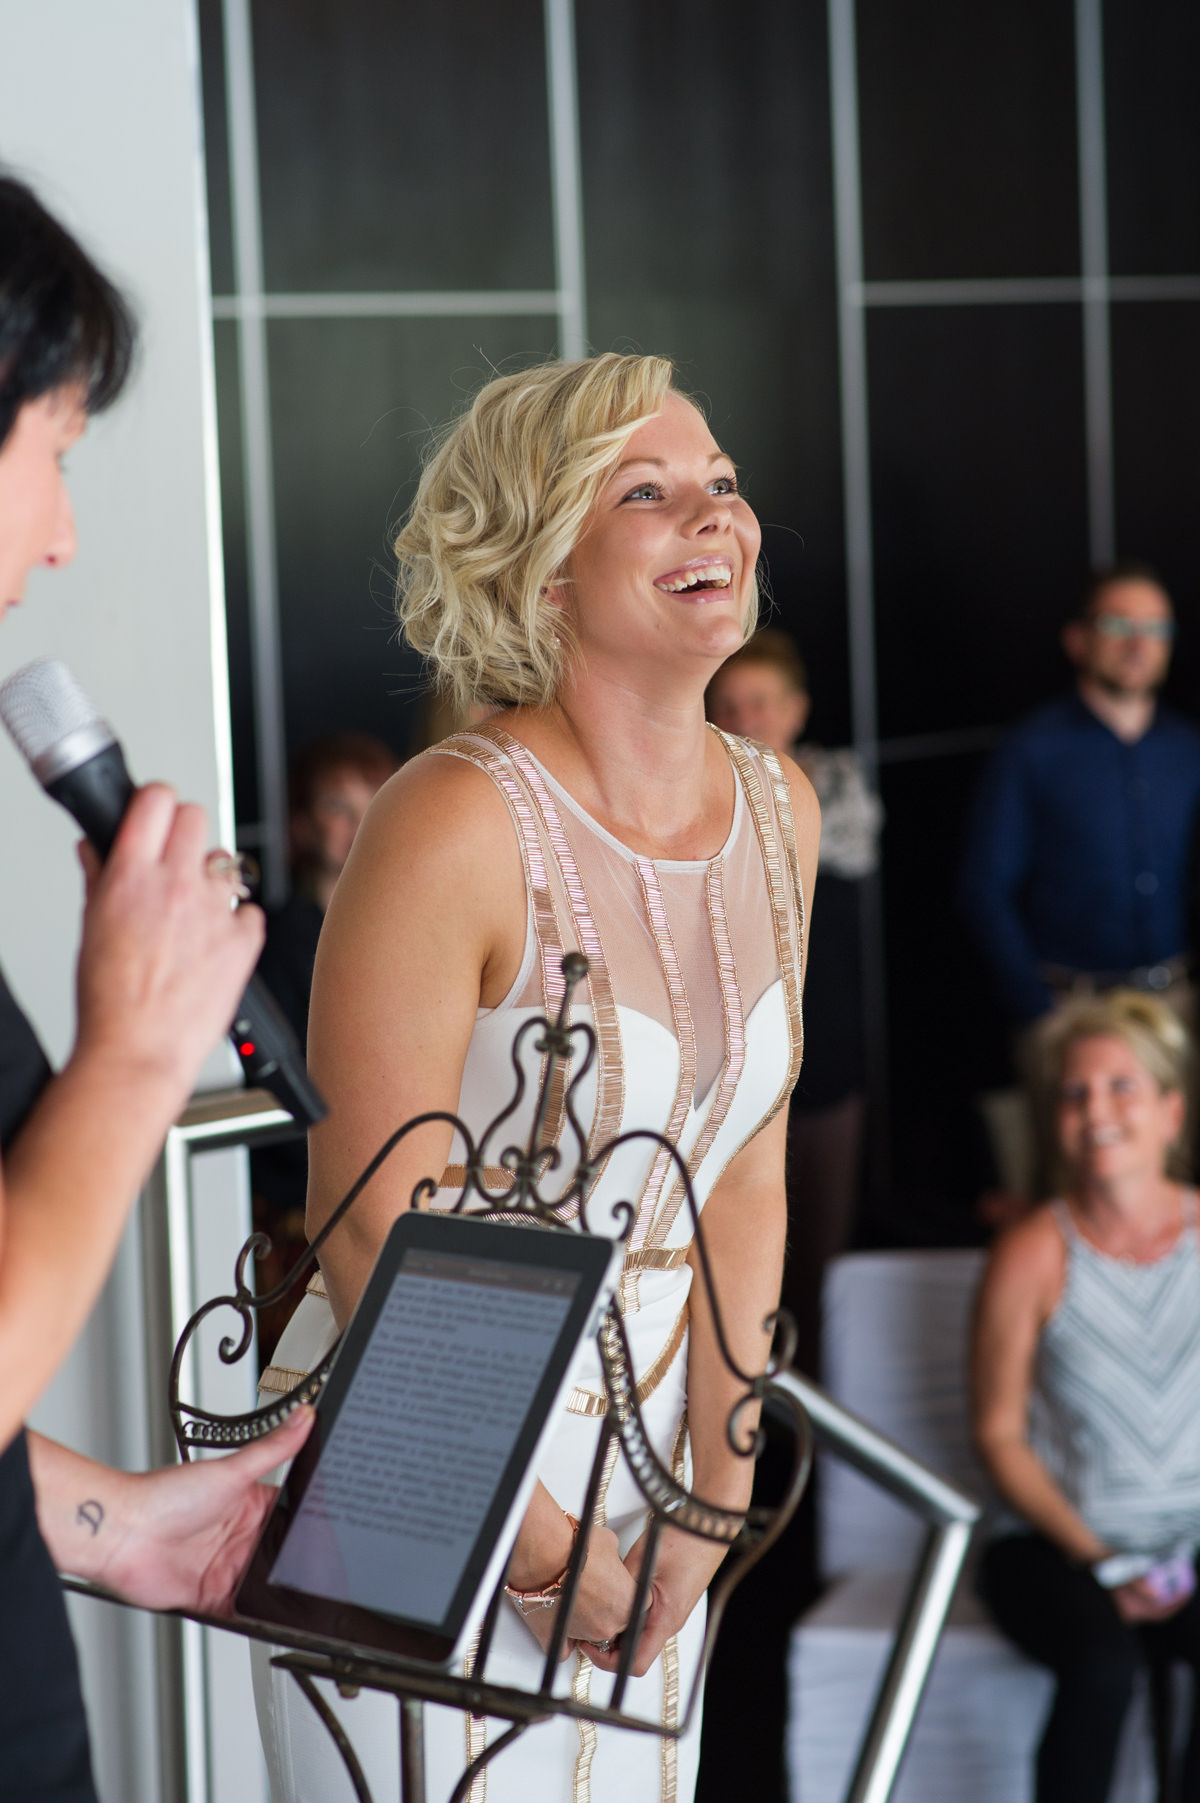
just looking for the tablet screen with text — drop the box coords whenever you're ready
[236,1211,619,1666]
[269,1250,577,1624]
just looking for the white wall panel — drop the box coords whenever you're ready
[0,0,234,1066]
[0,4,253,1798]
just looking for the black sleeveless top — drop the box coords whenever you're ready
[0,965,96,1802]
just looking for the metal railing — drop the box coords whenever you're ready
[772,1370,981,1803]
[140,1087,303,1803]
[71,1087,979,1803]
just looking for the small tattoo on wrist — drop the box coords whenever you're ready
[77,1500,104,1536]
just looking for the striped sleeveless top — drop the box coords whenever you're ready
[1028,1192,1200,1554]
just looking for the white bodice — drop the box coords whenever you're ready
[431,724,805,1270]
[255,723,808,1803]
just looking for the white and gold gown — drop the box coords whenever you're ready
[252,723,805,1803]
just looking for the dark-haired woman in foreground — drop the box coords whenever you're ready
[0,175,309,1801]
[974,990,1200,1802]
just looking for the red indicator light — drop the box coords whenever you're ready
[239,1041,256,1057]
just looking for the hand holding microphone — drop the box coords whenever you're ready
[0,659,327,1125]
[72,783,265,1105]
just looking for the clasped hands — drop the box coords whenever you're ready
[512,1513,726,1679]
[1111,1575,1192,1625]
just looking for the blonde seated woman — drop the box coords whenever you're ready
[973,991,1200,1803]
[252,353,818,1803]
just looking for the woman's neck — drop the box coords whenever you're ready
[1070,1169,1182,1255]
[507,669,733,861]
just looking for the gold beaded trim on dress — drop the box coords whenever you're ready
[571,1431,623,1803]
[259,1250,693,1398]
[489,729,628,1202]
[625,857,699,1273]
[565,1302,689,1418]
[257,1364,312,1396]
[439,1164,518,1193]
[433,731,570,1146]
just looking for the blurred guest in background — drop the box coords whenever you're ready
[973,990,1200,1802]
[251,732,396,1358]
[258,732,399,1047]
[707,628,882,1371]
[961,564,1200,1202]
[961,564,1200,1030]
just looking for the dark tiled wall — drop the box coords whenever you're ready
[199,0,1200,1223]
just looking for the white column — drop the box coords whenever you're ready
[0,4,257,1798]
[828,0,890,1192]
[0,0,235,1059]
[1075,0,1115,567]
[544,0,588,360]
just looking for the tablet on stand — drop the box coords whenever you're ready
[235,1209,621,1669]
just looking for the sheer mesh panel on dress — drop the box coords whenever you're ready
[529,758,778,1110]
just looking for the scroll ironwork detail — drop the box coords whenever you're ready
[168,951,813,1799]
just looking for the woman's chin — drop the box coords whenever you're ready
[690,611,748,664]
[1071,1144,1161,1189]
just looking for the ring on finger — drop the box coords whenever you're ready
[205,849,257,903]
[585,1638,614,1652]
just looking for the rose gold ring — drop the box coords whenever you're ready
[204,849,257,902]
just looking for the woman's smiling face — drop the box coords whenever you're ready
[0,386,85,620]
[1056,1031,1184,1187]
[558,391,761,681]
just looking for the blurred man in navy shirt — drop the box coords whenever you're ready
[961,564,1200,1029]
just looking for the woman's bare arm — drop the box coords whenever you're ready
[303,749,638,1648]
[0,789,263,1449]
[971,1211,1108,1561]
[683,755,818,1517]
[594,757,819,1677]
[304,753,528,1322]
[28,1411,311,1613]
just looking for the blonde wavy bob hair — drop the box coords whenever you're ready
[1035,988,1192,1179]
[395,353,757,715]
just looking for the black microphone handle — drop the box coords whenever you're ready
[231,976,329,1127]
[46,741,134,860]
[47,743,327,1126]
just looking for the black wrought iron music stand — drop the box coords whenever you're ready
[164,952,814,1802]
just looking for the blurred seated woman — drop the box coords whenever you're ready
[973,990,1200,1803]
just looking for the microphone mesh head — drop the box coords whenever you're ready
[0,658,102,768]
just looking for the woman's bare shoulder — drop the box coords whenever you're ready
[980,1204,1066,1310]
[320,742,528,984]
[350,742,520,874]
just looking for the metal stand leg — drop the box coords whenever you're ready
[400,1697,426,1803]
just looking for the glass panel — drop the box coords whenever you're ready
[250,0,554,293]
[197,0,234,296]
[857,0,1080,282]
[869,304,1089,741]
[1111,301,1200,708]
[878,750,1010,1222]
[267,316,561,762]
[578,0,849,744]
[211,322,258,834]
[1105,0,1200,276]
